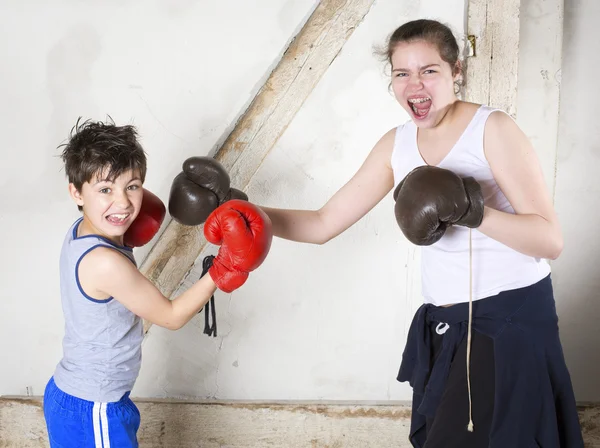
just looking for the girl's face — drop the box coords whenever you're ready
[390,40,460,128]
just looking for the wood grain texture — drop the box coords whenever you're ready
[465,0,521,117]
[139,0,376,334]
[3,398,599,447]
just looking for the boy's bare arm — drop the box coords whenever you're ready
[78,247,217,330]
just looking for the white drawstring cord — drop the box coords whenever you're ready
[466,228,474,432]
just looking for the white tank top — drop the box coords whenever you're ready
[391,104,551,306]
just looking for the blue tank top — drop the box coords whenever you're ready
[53,218,143,403]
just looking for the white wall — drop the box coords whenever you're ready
[0,0,319,397]
[136,0,595,404]
[516,0,563,196]
[133,0,467,402]
[3,0,596,406]
[552,0,600,402]
[501,0,600,403]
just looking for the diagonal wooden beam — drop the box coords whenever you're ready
[140,0,376,334]
[465,0,521,118]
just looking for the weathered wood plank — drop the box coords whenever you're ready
[0,398,411,448]
[465,0,521,117]
[3,398,599,447]
[140,0,376,334]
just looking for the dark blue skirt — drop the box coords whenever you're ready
[397,275,584,447]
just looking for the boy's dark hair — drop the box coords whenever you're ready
[59,117,147,194]
[59,117,146,210]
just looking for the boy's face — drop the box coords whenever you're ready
[69,168,144,244]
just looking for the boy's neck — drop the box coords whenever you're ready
[78,215,124,246]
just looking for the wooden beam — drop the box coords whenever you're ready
[140,0,376,333]
[3,398,600,447]
[0,398,412,447]
[465,0,521,117]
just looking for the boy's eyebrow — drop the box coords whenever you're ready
[92,176,141,186]
[93,178,112,185]
[392,64,440,73]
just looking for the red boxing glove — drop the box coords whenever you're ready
[204,199,272,293]
[124,188,166,247]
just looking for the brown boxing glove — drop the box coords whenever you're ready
[168,156,248,226]
[393,165,484,246]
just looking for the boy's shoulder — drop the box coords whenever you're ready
[79,245,136,280]
[65,230,138,302]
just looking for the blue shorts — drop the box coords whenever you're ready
[43,377,140,448]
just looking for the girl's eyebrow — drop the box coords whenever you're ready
[392,64,441,73]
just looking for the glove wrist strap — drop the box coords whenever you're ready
[200,255,218,338]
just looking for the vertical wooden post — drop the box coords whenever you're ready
[465,0,521,117]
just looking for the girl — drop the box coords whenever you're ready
[260,19,583,448]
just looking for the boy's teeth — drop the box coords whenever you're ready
[107,214,129,222]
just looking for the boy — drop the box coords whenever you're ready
[44,118,271,447]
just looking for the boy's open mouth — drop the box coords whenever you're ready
[106,213,130,225]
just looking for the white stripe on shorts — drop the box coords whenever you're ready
[100,402,111,448]
[92,402,102,447]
